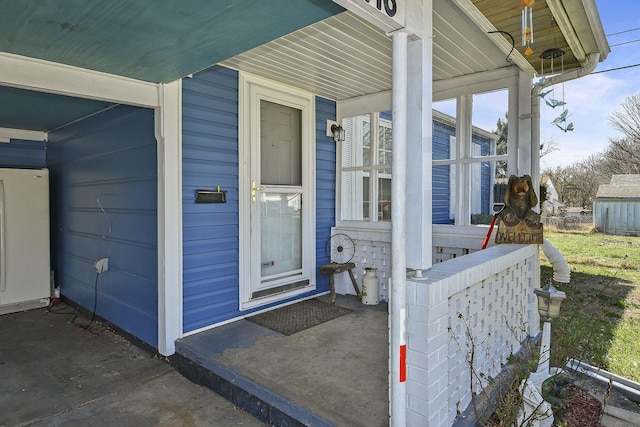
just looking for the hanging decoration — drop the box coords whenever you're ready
[537,89,552,98]
[518,0,535,55]
[551,109,573,132]
[540,48,566,109]
[534,77,550,87]
[545,98,566,108]
[535,14,574,132]
[538,46,574,132]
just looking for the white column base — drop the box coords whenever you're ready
[518,377,555,427]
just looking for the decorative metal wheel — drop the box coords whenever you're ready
[325,233,356,265]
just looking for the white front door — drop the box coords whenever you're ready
[239,73,316,310]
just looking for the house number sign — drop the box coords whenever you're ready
[363,0,397,17]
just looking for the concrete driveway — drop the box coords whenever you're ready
[0,304,263,427]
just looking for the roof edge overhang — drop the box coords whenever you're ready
[547,0,610,66]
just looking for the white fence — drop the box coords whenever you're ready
[405,244,540,426]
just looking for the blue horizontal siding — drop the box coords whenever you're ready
[182,66,241,333]
[182,66,336,333]
[472,134,492,215]
[0,139,46,169]
[432,121,452,224]
[315,96,337,278]
[48,105,158,346]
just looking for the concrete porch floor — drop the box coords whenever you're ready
[175,295,389,427]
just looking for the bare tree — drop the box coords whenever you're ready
[541,94,640,208]
[609,93,640,142]
[540,136,559,159]
[601,93,640,175]
[543,153,607,209]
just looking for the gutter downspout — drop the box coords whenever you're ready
[530,53,600,194]
[540,238,571,284]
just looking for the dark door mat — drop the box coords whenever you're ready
[247,299,352,336]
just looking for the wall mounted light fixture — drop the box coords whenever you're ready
[331,123,345,143]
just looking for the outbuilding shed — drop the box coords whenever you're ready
[593,175,640,235]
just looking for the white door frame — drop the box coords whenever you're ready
[238,72,316,310]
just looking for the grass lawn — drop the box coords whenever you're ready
[541,230,640,382]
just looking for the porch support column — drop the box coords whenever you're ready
[517,69,534,176]
[155,80,183,356]
[406,5,433,271]
[390,29,409,427]
[455,95,473,226]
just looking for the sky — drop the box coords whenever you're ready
[433,1,640,170]
[539,0,640,170]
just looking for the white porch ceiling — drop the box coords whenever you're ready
[221,2,512,102]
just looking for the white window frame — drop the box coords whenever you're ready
[337,112,393,230]
[335,69,518,230]
[434,82,515,226]
[443,134,501,224]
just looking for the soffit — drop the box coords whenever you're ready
[221,4,513,102]
[470,0,609,75]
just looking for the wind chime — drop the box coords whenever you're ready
[539,47,573,132]
[536,13,574,133]
[519,0,535,56]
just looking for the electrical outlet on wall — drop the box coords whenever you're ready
[94,257,109,273]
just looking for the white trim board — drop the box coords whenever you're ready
[0,128,47,142]
[155,80,183,356]
[0,52,159,108]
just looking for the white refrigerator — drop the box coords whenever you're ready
[0,168,51,315]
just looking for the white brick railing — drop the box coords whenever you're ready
[329,227,392,301]
[329,225,495,301]
[405,244,540,426]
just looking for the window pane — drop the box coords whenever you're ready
[260,100,302,185]
[378,177,391,221]
[260,192,302,276]
[471,160,503,225]
[432,164,453,224]
[433,99,457,161]
[362,116,371,167]
[472,89,508,159]
[363,176,370,221]
[378,122,392,170]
